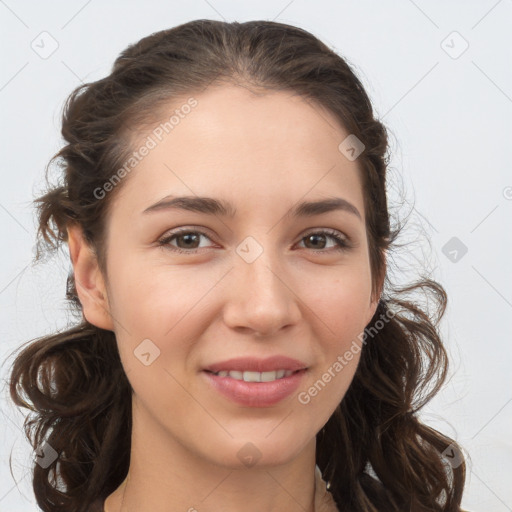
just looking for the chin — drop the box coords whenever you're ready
[202,432,310,470]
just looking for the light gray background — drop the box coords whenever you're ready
[1,1,511,510]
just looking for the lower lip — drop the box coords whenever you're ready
[203,370,307,407]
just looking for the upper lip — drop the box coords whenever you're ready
[203,356,308,373]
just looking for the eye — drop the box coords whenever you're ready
[157,227,351,255]
[157,228,215,254]
[297,229,350,252]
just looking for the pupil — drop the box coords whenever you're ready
[307,234,325,249]
[180,233,198,248]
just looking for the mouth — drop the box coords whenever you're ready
[202,368,307,407]
[204,368,303,382]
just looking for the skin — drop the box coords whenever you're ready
[67,84,382,512]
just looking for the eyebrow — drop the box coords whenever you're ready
[143,195,362,220]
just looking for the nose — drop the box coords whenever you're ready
[222,249,302,337]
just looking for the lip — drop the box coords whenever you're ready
[203,355,308,373]
[203,368,307,407]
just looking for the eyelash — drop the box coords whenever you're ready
[157,227,351,254]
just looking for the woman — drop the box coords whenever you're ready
[9,19,466,512]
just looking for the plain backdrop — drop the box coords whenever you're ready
[1,1,511,510]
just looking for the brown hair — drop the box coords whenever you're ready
[8,19,466,511]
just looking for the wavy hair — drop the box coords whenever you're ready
[8,19,465,511]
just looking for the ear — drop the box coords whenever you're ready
[365,294,380,327]
[67,224,114,331]
[365,251,387,325]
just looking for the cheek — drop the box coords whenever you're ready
[300,267,371,391]
[105,258,223,388]
[107,255,216,335]
[300,263,373,337]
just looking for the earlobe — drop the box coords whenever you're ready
[67,225,114,331]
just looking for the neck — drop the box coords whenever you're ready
[104,403,319,512]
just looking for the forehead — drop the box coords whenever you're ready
[113,84,364,218]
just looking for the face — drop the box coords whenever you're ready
[77,84,380,469]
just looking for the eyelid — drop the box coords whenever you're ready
[301,227,349,242]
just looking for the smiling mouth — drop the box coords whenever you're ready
[205,369,303,382]
[202,367,307,407]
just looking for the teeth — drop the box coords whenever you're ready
[214,369,296,382]
[260,371,278,382]
[244,371,262,382]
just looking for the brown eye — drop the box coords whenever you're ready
[173,232,201,249]
[158,229,214,254]
[298,230,350,252]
